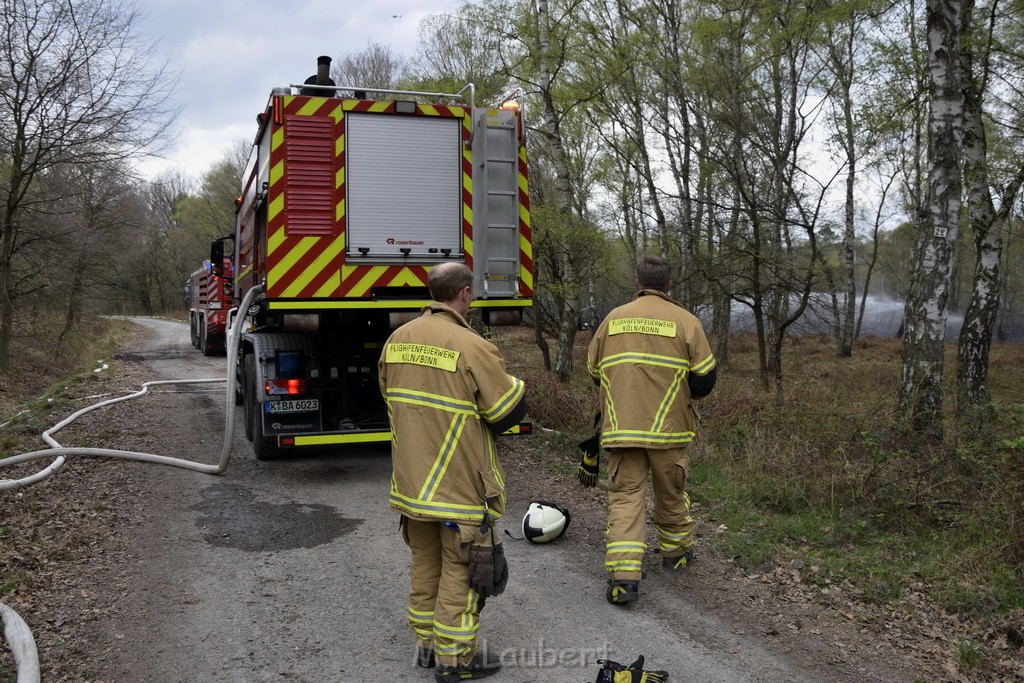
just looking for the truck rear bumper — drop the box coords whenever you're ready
[273,422,532,449]
[279,431,392,448]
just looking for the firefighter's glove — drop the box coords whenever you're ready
[594,656,669,683]
[577,434,600,487]
[469,543,508,598]
[577,411,602,487]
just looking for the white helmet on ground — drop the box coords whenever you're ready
[522,500,571,543]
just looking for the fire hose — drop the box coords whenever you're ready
[0,286,263,681]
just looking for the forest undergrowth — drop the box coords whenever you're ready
[499,324,1024,638]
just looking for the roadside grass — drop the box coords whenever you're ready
[0,314,136,443]
[490,326,1024,628]
[0,314,138,601]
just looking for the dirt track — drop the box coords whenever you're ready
[1,318,962,682]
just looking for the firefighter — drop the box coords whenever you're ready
[585,255,717,605]
[379,262,527,682]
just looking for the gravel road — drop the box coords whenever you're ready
[2,318,937,683]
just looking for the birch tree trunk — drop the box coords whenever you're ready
[537,0,580,382]
[834,21,858,358]
[956,0,1024,423]
[898,0,965,437]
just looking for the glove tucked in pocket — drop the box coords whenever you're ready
[577,437,600,487]
[577,411,602,487]
[468,543,508,598]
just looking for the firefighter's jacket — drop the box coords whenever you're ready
[587,289,715,450]
[379,302,525,527]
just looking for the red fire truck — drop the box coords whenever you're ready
[186,250,234,356]
[220,56,534,459]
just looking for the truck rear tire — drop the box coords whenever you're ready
[242,353,255,441]
[190,315,199,349]
[243,353,283,460]
[200,319,214,356]
[252,420,284,461]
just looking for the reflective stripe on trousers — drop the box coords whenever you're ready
[402,516,481,668]
[605,446,692,580]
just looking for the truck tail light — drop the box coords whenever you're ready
[265,379,307,395]
[273,96,283,125]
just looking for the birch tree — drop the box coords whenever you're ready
[955,0,1024,425]
[897,0,965,436]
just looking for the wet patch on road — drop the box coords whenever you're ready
[192,482,364,551]
[115,350,192,362]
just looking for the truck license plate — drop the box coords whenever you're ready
[267,399,319,413]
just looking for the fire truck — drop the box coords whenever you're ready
[219,56,534,459]
[186,251,234,356]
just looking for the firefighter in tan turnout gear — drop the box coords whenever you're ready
[585,255,717,606]
[379,262,527,682]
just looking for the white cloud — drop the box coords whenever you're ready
[135,0,457,181]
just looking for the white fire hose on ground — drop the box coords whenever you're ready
[0,603,38,683]
[0,286,263,681]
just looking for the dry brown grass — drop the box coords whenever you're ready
[491,325,1024,617]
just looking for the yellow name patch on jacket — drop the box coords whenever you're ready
[385,343,461,372]
[608,318,677,338]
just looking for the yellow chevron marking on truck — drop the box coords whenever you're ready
[269,236,317,284]
[281,238,346,298]
[270,158,283,188]
[520,238,533,290]
[313,272,341,298]
[267,196,285,255]
[389,269,427,288]
[330,105,343,123]
[347,265,388,298]
[297,99,324,116]
[272,127,284,150]
[420,104,439,117]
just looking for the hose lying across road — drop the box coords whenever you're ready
[0,603,39,683]
[0,286,263,681]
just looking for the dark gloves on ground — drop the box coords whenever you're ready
[595,656,669,683]
[468,543,508,598]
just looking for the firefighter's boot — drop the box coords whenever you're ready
[663,548,695,571]
[433,650,502,682]
[416,644,436,668]
[606,579,640,605]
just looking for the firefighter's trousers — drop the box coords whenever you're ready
[605,446,693,581]
[401,516,482,668]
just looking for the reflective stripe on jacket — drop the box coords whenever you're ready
[587,289,715,449]
[379,302,525,525]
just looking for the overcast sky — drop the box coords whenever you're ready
[136,0,459,181]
